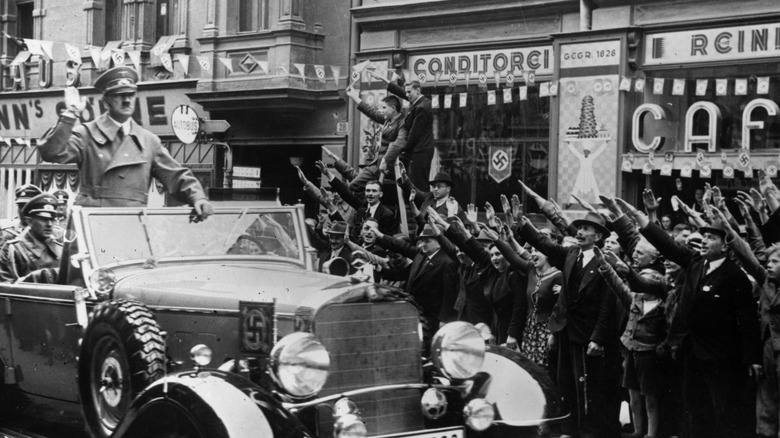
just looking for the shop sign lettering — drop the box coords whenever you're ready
[631,97,780,152]
[410,46,553,78]
[645,23,780,65]
[560,40,621,68]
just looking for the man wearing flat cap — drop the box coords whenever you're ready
[38,66,213,220]
[0,193,62,283]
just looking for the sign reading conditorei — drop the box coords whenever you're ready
[410,46,554,78]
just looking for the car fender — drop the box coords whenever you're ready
[474,345,568,427]
[112,370,310,438]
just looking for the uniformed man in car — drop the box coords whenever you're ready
[38,66,214,220]
[52,189,70,224]
[1,184,43,245]
[0,193,62,283]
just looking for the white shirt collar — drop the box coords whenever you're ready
[706,256,726,274]
[580,248,595,266]
[107,115,132,134]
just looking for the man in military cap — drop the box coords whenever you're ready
[52,189,70,224]
[38,66,213,220]
[0,184,43,245]
[0,193,62,283]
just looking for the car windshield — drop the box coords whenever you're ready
[85,209,302,266]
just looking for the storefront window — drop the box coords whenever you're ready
[427,84,550,212]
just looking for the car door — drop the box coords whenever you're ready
[0,282,84,402]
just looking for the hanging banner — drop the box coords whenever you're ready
[489,145,513,183]
[64,43,81,63]
[175,54,190,76]
[159,53,174,72]
[314,65,326,83]
[127,50,142,71]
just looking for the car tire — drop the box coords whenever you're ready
[78,299,165,438]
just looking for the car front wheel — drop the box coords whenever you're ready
[78,299,165,438]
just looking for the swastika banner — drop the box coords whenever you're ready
[489,145,513,183]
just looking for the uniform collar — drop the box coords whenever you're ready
[96,114,141,146]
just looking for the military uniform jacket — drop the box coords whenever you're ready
[39,113,206,207]
[0,231,62,283]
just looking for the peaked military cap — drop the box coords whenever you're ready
[94,66,138,94]
[22,193,58,219]
[14,184,42,203]
[52,190,69,204]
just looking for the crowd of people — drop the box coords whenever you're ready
[294,72,780,438]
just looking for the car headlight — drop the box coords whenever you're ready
[430,322,485,379]
[270,332,330,398]
[463,398,495,431]
[189,344,213,366]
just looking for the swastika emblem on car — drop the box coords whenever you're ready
[243,308,268,352]
[492,150,509,171]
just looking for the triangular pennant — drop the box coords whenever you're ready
[257,60,268,74]
[4,138,12,148]
[494,72,501,86]
[443,94,452,109]
[401,68,411,83]
[64,43,81,63]
[90,46,102,68]
[39,40,53,60]
[293,63,306,82]
[159,53,174,72]
[464,71,471,87]
[127,50,142,71]
[175,54,190,76]
[696,79,708,96]
[197,56,211,72]
[503,88,512,103]
[10,51,30,66]
[314,65,326,83]
[330,66,341,86]
[351,60,371,73]
[459,92,467,108]
[549,81,558,96]
[519,86,528,100]
[757,77,770,94]
[539,82,550,97]
[431,95,440,110]
[217,57,233,74]
[434,71,443,86]
[672,79,685,95]
[111,49,125,67]
[25,39,42,56]
[487,90,496,105]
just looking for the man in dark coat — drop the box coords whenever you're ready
[618,198,761,438]
[371,72,434,189]
[0,193,62,283]
[516,208,622,438]
[38,66,213,220]
[324,170,397,239]
[309,221,353,275]
[368,222,458,353]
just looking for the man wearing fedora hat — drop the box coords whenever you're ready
[308,221,354,275]
[515,203,622,438]
[618,198,760,438]
[366,221,458,354]
[38,66,213,220]
[0,193,62,283]
[398,169,464,228]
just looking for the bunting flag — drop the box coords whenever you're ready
[89,46,102,69]
[330,66,341,86]
[494,72,501,87]
[159,53,174,72]
[175,54,190,76]
[503,88,512,103]
[634,78,646,92]
[314,65,326,83]
[734,78,747,95]
[619,76,632,91]
[653,78,664,95]
[715,79,728,96]
[257,60,268,74]
[448,72,458,85]
[434,71,443,86]
[64,43,81,63]
[217,57,233,74]
[506,73,515,86]
[443,94,452,109]
[111,49,125,67]
[459,92,467,108]
[40,40,54,60]
[758,77,770,94]
[539,82,550,97]
[401,68,411,83]
[672,79,685,95]
[695,79,708,96]
[524,70,536,85]
[10,51,30,66]
[549,81,558,96]
[464,71,471,87]
[487,90,496,105]
[3,138,12,148]
[24,39,43,56]
[519,86,528,101]
[478,72,488,88]
[431,95,440,109]
[293,63,306,82]
[351,60,371,73]
[127,50,142,71]
[197,56,211,72]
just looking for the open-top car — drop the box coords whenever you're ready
[0,205,566,437]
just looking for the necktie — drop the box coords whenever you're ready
[703,260,710,276]
[575,253,584,271]
[117,127,125,142]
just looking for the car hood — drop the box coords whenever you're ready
[112,261,371,315]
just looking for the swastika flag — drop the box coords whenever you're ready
[488,145,513,183]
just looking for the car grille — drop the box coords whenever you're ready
[314,301,424,436]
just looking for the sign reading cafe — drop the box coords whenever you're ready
[410,46,554,79]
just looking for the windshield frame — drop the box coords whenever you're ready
[72,206,310,274]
